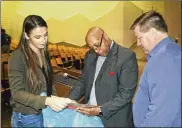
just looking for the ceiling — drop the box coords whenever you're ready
[131,1,164,14]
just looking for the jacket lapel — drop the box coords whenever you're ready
[86,53,98,94]
[95,42,118,82]
[89,54,97,83]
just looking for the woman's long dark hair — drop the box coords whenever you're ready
[17,15,53,95]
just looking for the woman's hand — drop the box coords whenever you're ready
[45,96,74,112]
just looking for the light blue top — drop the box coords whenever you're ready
[133,37,181,127]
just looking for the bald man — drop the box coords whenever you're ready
[68,27,138,127]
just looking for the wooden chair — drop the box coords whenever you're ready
[56,57,63,67]
[50,58,57,67]
[49,51,54,58]
[10,39,19,51]
[60,53,69,67]
[53,50,60,57]
[66,53,74,67]
[48,44,53,51]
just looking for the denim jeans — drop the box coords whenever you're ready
[11,111,44,127]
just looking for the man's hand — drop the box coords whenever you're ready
[76,106,101,116]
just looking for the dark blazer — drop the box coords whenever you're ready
[69,42,138,127]
[8,48,57,114]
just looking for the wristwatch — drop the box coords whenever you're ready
[98,107,103,116]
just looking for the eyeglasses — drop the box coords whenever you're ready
[89,33,104,54]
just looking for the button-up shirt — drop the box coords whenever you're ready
[133,37,181,127]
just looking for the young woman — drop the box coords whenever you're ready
[8,15,73,127]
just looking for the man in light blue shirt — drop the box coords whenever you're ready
[130,10,181,127]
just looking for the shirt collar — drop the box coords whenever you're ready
[147,37,172,60]
[110,40,114,49]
